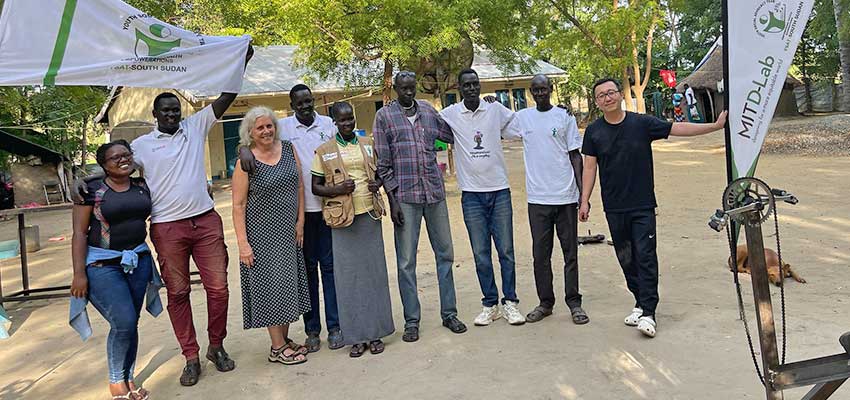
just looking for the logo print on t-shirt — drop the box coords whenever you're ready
[551,128,557,137]
[473,131,484,150]
[320,131,327,141]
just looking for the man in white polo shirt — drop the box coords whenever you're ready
[238,84,342,352]
[74,46,253,386]
[439,68,525,327]
[504,74,589,326]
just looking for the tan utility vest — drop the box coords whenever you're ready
[314,136,385,228]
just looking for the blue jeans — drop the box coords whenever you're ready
[87,253,153,383]
[394,200,458,328]
[302,211,339,334]
[461,189,518,307]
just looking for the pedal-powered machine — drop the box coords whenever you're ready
[708,177,850,400]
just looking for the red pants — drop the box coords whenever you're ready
[151,209,229,360]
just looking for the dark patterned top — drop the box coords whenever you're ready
[82,178,151,250]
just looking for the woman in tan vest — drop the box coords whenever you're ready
[310,102,395,357]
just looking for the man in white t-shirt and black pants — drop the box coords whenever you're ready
[504,74,589,326]
[439,68,525,326]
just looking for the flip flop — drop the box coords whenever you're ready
[369,340,385,355]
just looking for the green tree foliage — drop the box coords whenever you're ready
[279,0,533,103]
[0,86,108,171]
[531,0,665,113]
[794,0,841,112]
[670,0,721,69]
[126,0,534,104]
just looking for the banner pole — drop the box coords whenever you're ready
[721,0,733,185]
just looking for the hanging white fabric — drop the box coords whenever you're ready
[0,0,250,93]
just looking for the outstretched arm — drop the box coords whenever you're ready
[670,110,727,137]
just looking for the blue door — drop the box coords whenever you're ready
[223,118,242,178]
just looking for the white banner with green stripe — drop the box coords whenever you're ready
[727,0,813,179]
[0,0,250,93]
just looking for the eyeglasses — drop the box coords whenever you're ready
[106,153,132,163]
[595,90,621,101]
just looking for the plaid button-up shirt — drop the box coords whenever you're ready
[373,100,454,204]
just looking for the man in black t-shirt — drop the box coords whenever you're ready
[579,78,727,338]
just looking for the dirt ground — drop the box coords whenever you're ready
[1,125,849,400]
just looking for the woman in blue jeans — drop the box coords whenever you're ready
[71,140,154,400]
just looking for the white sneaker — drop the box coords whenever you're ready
[473,305,501,326]
[637,316,657,338]
[502,301,526,325]
[624,307,643,326]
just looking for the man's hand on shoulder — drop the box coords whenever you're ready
[71,172,104,203]
[238,146,256,175]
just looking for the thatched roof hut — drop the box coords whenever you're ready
[675,41,801,119]
[676,43,802,91]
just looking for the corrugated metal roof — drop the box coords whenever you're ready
[188,45,566,99]
[0,129,67,163]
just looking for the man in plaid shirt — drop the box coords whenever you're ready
[373,71,468,342]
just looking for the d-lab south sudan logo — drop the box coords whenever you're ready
[753,0,788,38]
[135,24,181,57]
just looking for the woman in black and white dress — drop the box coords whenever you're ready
[232,106,311,364]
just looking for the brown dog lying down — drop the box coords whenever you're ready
[729,245,807,286]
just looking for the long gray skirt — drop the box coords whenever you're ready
[332,213,395,345]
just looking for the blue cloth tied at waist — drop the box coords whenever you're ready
[68,243,163,341]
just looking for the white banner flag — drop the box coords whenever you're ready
[727,0,813,178]
[0,0,250,93]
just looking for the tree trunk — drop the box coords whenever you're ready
[382,57,393,105]
[80,116,88,173]
[803,77,813,114]
[835,0,850,111]
[622,70,635,111]
[633,86,647,113]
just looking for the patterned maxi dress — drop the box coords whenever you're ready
[240,141,311,329]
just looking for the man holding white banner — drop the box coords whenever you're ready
[0,0,250,93]
[579,78,727,339]
[18,0,260,387]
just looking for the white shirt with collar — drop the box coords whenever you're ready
[439,100,514,192]
[277,113,336,212]
[131,105,217,224]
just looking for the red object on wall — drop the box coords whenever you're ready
[659,69,677,88]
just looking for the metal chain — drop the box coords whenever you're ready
[773,204,787,365]
[726,221,766,385]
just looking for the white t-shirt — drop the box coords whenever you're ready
[685,87,697,106]
[131,105,217,223]
[439,101,513,192]
[278,113,337,213]
[505,107,582,205]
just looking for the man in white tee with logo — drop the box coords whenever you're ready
[504,74,589,326]
[439,68,525,326]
